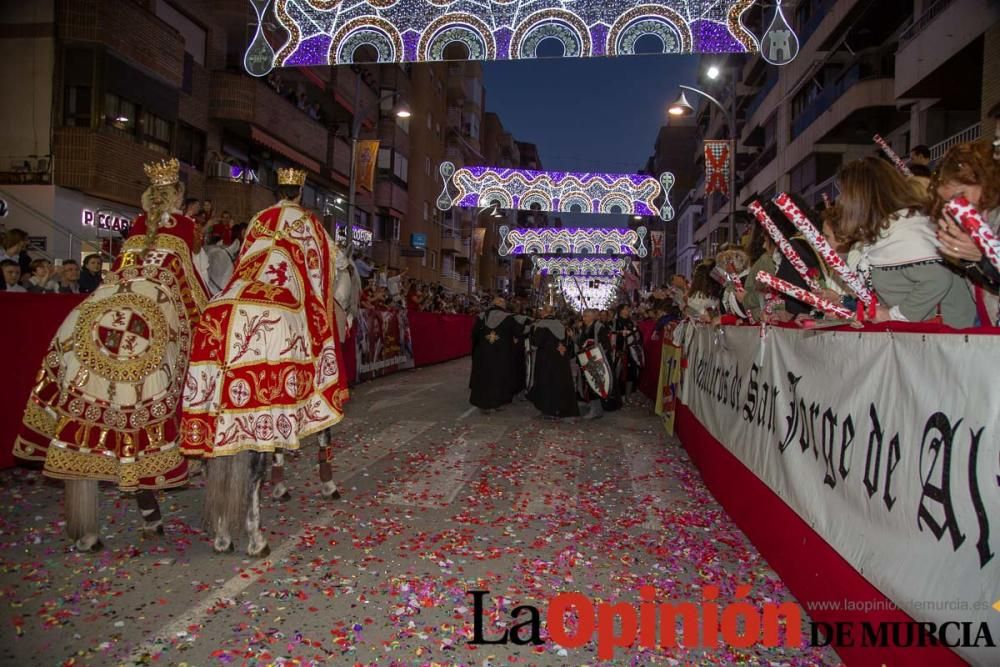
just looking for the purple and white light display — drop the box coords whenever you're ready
[533,256,630,277]
[499,227,648,258]
[246,0,759,74]
[438,163,674,221]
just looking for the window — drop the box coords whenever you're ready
[378,147,392,170]
[425,156,431,176]
[176,122,205,169]
[104,93,136,136]
[423,201,429,222]
[393,153,408,182]
[430,250,437,269]
[396,114,410,133]
[141,110,172,154]
[64,85,92,127]
[421,250,427,267]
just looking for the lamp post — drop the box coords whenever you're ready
[344,78,410,257]
[669,73,739,245]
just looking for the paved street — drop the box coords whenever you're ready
[0,358,835,666]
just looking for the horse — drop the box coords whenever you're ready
[268,244,359,503]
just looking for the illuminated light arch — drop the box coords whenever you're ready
[560,193,593,215]
[559,276,621,311]
[534,256,630,277]
[258,1,761,72]
[479,188,514,210]
[607,6,692,56]
[438,163,673,221]
[419,13,497,62]
[497,227,648,257]
[328,17,404,64]
[600,194,634,215]
[511,10,592,59]
[519,190,552,211]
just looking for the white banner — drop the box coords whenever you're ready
[680,325,1000,666]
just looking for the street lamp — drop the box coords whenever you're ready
[669,77,738,244]
[344,86,411,257]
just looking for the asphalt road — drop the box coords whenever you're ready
[0,357,837,666]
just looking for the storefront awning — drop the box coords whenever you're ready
[250,127,322,174]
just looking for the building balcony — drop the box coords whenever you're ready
[209,71,328,164]
[57,0,185,87]
[330,67,378,120]
[53,126,170,206]
[204,177,276,228]
[790,59,895,140]
[440,232,468,257]
[895,0,998,98]
[930,122,982,161]
[375,179,408,216]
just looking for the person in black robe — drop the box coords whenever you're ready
[512,311,532,397]
[469,297,520,412]
[526,307,579,419]
[612,304,642,401]
[577,308,622,419]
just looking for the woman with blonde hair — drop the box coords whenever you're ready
[931,140,1000,325]
[14,158,208,552]
[831,157,975,327]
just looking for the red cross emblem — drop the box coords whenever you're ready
[95,309,152,359]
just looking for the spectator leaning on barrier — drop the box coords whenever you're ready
[931,140,1000,325]
[833,157,976,327]
[1,258,25,292]
[79,253,103,294]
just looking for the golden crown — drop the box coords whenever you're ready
[277,167,307,186]
[143,158,180,187]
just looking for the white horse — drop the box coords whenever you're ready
[270,244,360,502]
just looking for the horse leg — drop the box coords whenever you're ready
[270,451,291,501]
[205,457,234,554]
[317,429,340,499]
[136,490,164,536]
[65,479,102,552]
[245,451,270,558]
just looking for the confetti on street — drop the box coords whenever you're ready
[0,358,839,666]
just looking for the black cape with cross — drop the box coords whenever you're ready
[469,306,523,409]
[526,319,579,418]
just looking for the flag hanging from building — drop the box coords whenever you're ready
[650,230,664,257]
[472,227,487,256]
[355,140,380,191]
[704,140,731,196]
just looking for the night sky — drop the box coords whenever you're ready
[482,53,699,227]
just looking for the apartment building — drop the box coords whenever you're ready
[675,0,999,268]
[479,112,518,292]
[643,116,700,285]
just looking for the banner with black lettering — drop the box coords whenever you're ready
[679,325,999,666]
[354,308,415,382]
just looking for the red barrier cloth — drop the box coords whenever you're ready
[676,404,966,667]
[637,320,662,400]
[0,297,474,470]
[408,310,475,367]
[0,293,85,470]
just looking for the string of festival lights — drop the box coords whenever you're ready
[533,256,630,277]
[245,0,760,73]
[559,276,621,312]
[438,163,674,221]
[499,226,648,257]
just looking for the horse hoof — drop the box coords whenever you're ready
[249,544,271,559]
[213,543,235,554]
[142,522,165,536]
[325,489,341,500]
[75,539,103,553]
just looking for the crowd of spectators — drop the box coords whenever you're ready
[633,128,1000,331]
[266,72,325,123]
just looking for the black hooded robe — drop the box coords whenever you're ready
[469,307,519,409]
[578,320,622,412]
[526,320,579,418]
